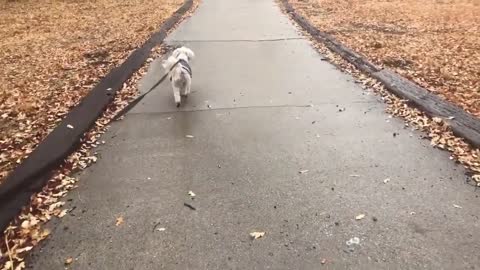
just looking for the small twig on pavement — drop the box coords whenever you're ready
[184,202,196,210]
[152,221,162,232]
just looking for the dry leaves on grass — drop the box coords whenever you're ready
[289,0,480,186]
[0,44,170,270]
[291,0,480,118]
[0,0,200,267]
[0,0,184,183]
[281,3,480,186]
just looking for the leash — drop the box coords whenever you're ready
[112,59,180,121]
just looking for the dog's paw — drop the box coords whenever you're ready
[176,102,181,108]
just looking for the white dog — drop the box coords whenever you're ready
[162,46,195,107]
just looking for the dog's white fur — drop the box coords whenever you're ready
[162,46,195,107]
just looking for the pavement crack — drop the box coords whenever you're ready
[128,104,311,115]
[168,37,304,43]
[127,101,377,115]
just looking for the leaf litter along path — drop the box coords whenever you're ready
[286,0,480,184]
[0,0,184,183]
[0,0,191,268]
[290,0,480,118]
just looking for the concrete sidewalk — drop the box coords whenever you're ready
[29,0,480,269]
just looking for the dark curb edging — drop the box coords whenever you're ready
[0,0,193,232]
[280,0,480,148]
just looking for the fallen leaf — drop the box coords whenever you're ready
[16,246,33,253]
[346,237,360,245]
[188,191,196,197]
[185,135,194,138]
[67,124,74,129]
[156,227,166,232]
[355,214,366,220]
[57,209,68,218]
[432,117,443,123]
[20,220,30,229]
[299,170,309,174]
[65,257,74,265]
[39,229,51,239]
[250,231,266,239]
[115,216,124,226]
[48,201,65,212]
[4,261,13,270]
[14,261,25,270]
[453,204,462,209]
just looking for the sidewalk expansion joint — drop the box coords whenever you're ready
[168,37,304,43]
[127,101,379,115]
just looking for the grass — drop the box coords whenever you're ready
[291,0,480,117]
[0,0,184,182]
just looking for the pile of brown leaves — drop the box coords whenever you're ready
[0,0,199,268]
[0,59,147,269]
[290,0,480,117]
[0,40,185,269]
[0,0,184,182]
[280,2,480,186]
[0,41,181,270]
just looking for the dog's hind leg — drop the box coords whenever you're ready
[182,84,190,98]
[173,86,181,107]
[180,85,188,97]
[185,76,192,96]
[179,73,190,97]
